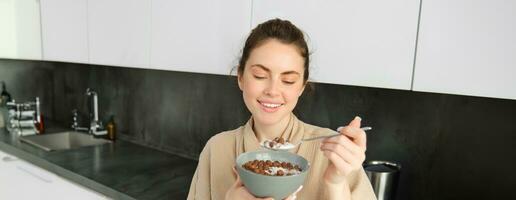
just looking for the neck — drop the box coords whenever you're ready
[253,113,292,142]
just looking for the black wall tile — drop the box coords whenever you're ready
[2,59,515,200]
[0,59,55,119]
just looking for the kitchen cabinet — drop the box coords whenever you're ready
[0,0,42,60]
[252,0,420,90]
[40,0,89,63]
[0,148,13,157]
[413,0,516,100]
[150,0,252,75]
[88,0,151,68]
[0,149,107,199]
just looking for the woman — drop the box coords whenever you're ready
[187,19,376,200]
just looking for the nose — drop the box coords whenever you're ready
[264,79,281,97]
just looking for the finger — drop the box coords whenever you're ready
[348,116,367,149]
[333,126,367,150]
[232,166,243,187]
[321,142,365,166]
[336,116,361,132]
[348,116,362,128]
[283,185,303,200]
[284,194,295,200]
[323,150,353,174]
[322,135,364,155]
[321,142,361,166]
[256,197,274,200]
[232,165,237,175]
[292,185,303,198]
[294,185,303,194]
[241,187,261,199]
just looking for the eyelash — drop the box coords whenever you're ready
[253,75,295,85]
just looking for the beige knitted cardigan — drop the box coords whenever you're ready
[187,114,376,200]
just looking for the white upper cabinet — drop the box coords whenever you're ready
[252,0,420,90]
[414,0,516,100]
[88,0,151,68]
[40,0,88,63]
[150,0,252,75]
[0,0,42,60]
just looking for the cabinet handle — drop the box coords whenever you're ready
[2,156,18,162]
[16,166,53,183]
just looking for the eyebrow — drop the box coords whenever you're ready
[251,64,301,76]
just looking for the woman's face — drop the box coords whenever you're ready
[238,39,306,126]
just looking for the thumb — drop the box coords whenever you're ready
[232,166,243,187]
[348,116,362,128]
[282,185,303,200]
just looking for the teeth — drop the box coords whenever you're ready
[261,102,282,108]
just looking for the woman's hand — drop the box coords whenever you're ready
[321,116,367,185]
[226,167,303,200]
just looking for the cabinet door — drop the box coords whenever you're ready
[0,0,42,60]
[88,0,151,68]
[0,152,107,200]
[40,0,89,63]
[0,151,22,199]
[0,151,55,199]
[151,0,252,75]
[50,170,108,200]
[0,148,13,157]
[414,0,516,100]
[252,0,420,90]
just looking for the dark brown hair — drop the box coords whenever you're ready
[237,18,310,84]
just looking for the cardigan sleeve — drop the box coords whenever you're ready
[187,140,213,200]
[349,168,377,200]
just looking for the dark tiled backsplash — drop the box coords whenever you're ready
[50,63,250,158]
[2,59,516,200]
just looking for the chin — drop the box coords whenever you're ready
[253,110,290,126]
[254,115,281,125]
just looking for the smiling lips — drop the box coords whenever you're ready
[258,100,284,113]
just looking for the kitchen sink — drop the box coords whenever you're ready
[20,131,111,151]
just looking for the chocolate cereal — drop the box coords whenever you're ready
[242,159,302,176]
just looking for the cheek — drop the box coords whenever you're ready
[283,87,303,103]
[242,79,263,98]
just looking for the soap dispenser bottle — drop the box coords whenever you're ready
[0,81,12,128]
[106,115,116,141]
[0,81,12,105]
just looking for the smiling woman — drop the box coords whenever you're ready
[187,19,376,200]
[238,39,306,129]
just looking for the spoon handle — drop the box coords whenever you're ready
[302,126,372,141]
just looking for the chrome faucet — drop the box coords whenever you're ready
[85,88,107,136]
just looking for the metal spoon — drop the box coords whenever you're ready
[260,126,372,151]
